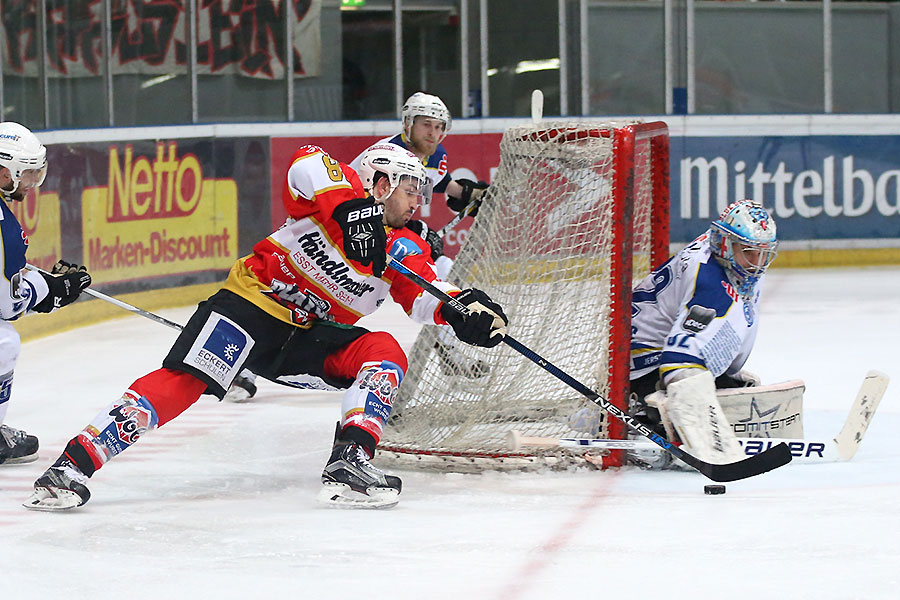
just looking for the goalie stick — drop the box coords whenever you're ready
[384,254,792,482]
[509,370,888,464]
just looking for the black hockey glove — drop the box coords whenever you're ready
[441,288,508,348]
[332,197,387,277]
[405,220,444,261]
[447,179,489,217]
[32,260,92,313]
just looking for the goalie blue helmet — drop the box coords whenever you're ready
[710,199,778,297]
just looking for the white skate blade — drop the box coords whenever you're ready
[223,386,253,403]
[0,452,39,465]
[317,481,399,509]
[23,488,85,511]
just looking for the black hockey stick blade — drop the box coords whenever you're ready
[501,334,793,482]
[672,442,793,482]
[383,255,793,482]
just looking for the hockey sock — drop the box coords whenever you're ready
[339,425,379,459]
[129,368,207,426]
[0,369,11,425]
[64,391,161,473]
[340,360,405,447]
[59,369,207,475]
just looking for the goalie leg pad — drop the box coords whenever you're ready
[667,371,744,464]
[717,379,805,439]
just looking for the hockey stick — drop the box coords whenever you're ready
[385,255,792,482]
[509,370,889,464]
[27,263,313,392]
[25,264,184,331]
[436,196,481,238]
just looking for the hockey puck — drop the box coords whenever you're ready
[704,484,726,495]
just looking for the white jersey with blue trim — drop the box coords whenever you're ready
[630,232,764,386]
[0,201,49,320]
[349,134,452,194]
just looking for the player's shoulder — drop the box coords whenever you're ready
[386,227,434,267]
[688,255,737,317]
[291,144,331,162]
[386,133,406,148]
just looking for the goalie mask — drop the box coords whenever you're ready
[0,121,47,201]
[710,199,778,297]
[356,143,433,206]
[401,92,451,143]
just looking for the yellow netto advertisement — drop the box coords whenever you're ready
[11,187,62,272]
[82,141,238,284]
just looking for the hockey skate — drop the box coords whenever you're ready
[23,457,91,511]
[320,440,402,509]
[434,342,490,379]
[224,370,258,402]
[0,424,39,464]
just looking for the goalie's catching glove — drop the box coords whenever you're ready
[715,369,761,388]
[333,197,388,277]
[32,260,92,313]
[405,220,444,261]
[441,288,508,348]
[447,179,489,217]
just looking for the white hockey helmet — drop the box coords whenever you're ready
[0,121,47,200]
[356,142,433,205]
[401,92,451,143]
[710,199,778,296]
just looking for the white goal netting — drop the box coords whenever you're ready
[378,121,669,472]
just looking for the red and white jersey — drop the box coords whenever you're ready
[222,144,459,327]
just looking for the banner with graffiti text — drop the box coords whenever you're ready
[0,0,320,80]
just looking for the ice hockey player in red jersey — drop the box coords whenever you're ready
[24,142,508,510]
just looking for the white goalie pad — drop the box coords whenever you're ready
[718,379,805,439]
[666,371,744,464]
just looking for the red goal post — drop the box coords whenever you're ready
[378,120,670,472]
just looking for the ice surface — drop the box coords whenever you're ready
[1,267,898,598]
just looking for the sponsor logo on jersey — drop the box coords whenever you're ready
[388,237,422,261]
[721,280,739,302]
[743,301,754,326]
[682,305,716,333]
[295,231,376,298]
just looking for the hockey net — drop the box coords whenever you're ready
[377,121,670,472]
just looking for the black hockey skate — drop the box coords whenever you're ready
[223,371,258,402]
[23,457,91,511]
[320,440,402,509]
[434,342,490,379]
[0,424,39,464]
